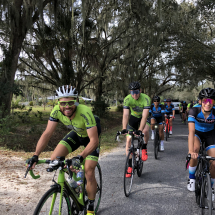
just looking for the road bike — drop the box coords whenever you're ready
[116,130,144,197]
[186,141,215,215]
[165,115,170,141]
[25,156,102,215]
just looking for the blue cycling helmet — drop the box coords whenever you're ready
[164,99,166,102]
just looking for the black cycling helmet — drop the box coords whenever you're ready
[166,98,172,102]
[153,95,160,102]
[129,81,141,90]
[199,88,215,99]
[180,101,183,103]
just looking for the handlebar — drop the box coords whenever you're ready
[115,130,144,141]
[25,158,82,181]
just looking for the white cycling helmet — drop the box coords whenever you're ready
[56,85,78,99]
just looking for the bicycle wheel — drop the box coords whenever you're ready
[154,130,159,159]
[33,186,73,215]
[137,143,144,177]
[202,173,212,215]
[124,150,134,197]
[195,164,201,205]
[84,163,102,214]
[165,124,168,141]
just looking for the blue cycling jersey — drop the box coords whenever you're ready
[165,104,175,114]
[188,107,215,132]
[149,104,165,118]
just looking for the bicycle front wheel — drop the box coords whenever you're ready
[165,125,168,141]
[202,173,212,215]
[124,150,134,197]
[154,131,159,159]
[137,144,144,177]
[33,186,73,215]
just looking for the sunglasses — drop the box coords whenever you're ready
[131,90,140,95]
[202,98,215,105]
[154,100,159,102]
[58,100,76,107]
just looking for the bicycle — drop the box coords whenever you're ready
[152,123,165,159]
[116,130,144,197]
[186,140,215,215]
[25,156,102,215]
[165,115,170,141]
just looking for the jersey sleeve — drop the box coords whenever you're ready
[144,95,151,109]
[49,105,60,122]
[171,104,175,110]
[80,108,97,129]
[188,107,199,123]
[123,96,130,109]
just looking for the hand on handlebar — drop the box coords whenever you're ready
[134,130,142,136]
[121,129,128,135]
[26,155,38,170]
[66,155,84,173]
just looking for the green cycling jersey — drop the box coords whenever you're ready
[123,93,151,118]
[49,104,96,137]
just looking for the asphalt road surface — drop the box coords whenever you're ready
[97,114,205,215]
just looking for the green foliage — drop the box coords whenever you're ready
[47,100,58,107]
[29,101,34,106]
[91,99,110,118]
[13,107,32,123]
[116,105,123,112]
[35,111,43,120]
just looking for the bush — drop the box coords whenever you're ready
[91,98,110,118]
[29,101,34,106]
[116,105,123,112]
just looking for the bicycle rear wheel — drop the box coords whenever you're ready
[33,186,73,215]
[154,131,159,159]
[137,144,144,177]
[202,173,212,215]
[124,150,134,197]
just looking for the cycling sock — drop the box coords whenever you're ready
[151,130,154,133]
[170,126,172,131]
[88,198,95,211]
[142,144,147,149]
[129,158,132,167]
[189,166,197,179]
[211,178,215,187]
[160,140,164,145]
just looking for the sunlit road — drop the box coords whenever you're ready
[97,115,204,215]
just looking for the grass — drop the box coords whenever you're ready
[0,105,124,160]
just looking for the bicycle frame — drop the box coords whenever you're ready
[29,160,86,214]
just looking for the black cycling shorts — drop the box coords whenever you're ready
[59,116,101,161]
[151,116,163,125]
[195,129,215,150]
[127,115,150,131]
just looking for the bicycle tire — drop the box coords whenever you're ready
[137,143,144,177]
[202,173,212,215]
[195,164,201,205]
[154,130,159,159]
[124,150,134,197]
[33,186,73,215]
[166,124,168,141]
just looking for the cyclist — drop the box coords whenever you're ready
[181,101,188,123]
[122,81,151,176]
[27,85,101,215]
[179,101,183,119]
[187,101,194,112]
[164,98,175,135]
[193,97,201,107]
[187,88,215,191]
[150,96,165,151]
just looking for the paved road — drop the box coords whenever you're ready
[97,115,203,215]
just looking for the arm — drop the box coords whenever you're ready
[34,120,58,156]
[172,110,175,117]
[188,122,197,158]
[139,109,150,131]
[79,126,99,159]
[122,109,130,129]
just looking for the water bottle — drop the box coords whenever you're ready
[77,168,84,186]
[67,177,78,189]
